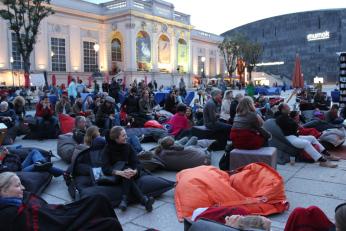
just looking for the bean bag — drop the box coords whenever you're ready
[144,120,164,129]
[23,120,60,140]
[156,147,211,171]
[190,126,228,151]
[67,147,175,207]
[16,172,52,195]
[58,114,75,134]
[263,119,300,164]
[125,127,168,142]
[2,126,17,145]
[230,128,266,150]
[175,164,288,221]
[319,130,345,148]
[7,146,52,162]
[184,218,239,231]
[57,133,78,163]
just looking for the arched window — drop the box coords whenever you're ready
[136,31,151,71]
[111,38,122,62]
[177,38,187,73]
[158,35,170,64]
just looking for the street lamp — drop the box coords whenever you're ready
[10,57,14,87]
[201,56,206,86]
[92,43,103,92]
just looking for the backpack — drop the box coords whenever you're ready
[218,143,233,171]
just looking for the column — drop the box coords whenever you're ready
[124,22,137,72]
[170,32,176,73]
[151,32,159,72]
[69,25,81,72]
[34,19,48,71]
[0,20,9,69]
[99,24,109,72]
[205,48,210,77]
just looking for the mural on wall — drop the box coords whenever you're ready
[158,35,170,64]
[136,31,151,69]
[177,39,188,72]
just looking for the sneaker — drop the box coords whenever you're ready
[324,154,341,161]
[34,161,53,171]
[319,161,338,168]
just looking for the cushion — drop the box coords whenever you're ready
[57,134,78,163]
[58,114,75,134]
[157,147,211,171]
[184,218,239,231]
[7,146,52,162]
[16,171,52,195]
[144,120,164,129]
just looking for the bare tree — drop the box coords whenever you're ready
[218,36,241,81]
[242,41,263,81]
[0,0,54,86]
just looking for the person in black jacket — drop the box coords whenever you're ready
[121,87,139,116]
[0,172,123,231]
[275,103,339,168]
[103,126,154,212]
[164,90,178,114]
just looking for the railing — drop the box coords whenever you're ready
[173,11,190,24]
[103,0,127,10]
[191,29,224,42]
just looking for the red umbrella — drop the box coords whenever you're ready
[52,74,56,86]
[67,73,72,85]
[292,54,304,88]
[24,72,30,88]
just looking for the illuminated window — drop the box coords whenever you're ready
[51,37,66,72]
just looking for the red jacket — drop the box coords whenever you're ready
[35,103,54,117]
[167,113,190,136]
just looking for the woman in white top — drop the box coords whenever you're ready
[220,90,233,123]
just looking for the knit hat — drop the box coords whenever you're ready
[105,96,115,104]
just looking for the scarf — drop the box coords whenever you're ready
[0,197,23,207]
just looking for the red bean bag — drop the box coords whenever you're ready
[230,128,266,149]
[58,114,75,134]
[144,120,164,129]
[175,163,288,221]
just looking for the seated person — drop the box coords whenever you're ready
[203,89,232,133]
[0,101,17,129]
[121,87,139,117]
[229,93,244,123]
[72,116,87,144]
[102,126,154,212]
[166,103,191,138]
[138,90,155,121]
[0,146,64,177]
[325,104,344,124]
[95,96,116,130]
[35,96,58,126]
[55,93,72,115]
[0,172,122,230]
[71,97,83,116]
[84,126,106,151]
[313,89,329,110]
[220,90,233,123]
[276,105,339,168]
[230,96,271,149]
[164,90,178,114]
[12,96,26,121]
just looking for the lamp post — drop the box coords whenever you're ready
[10,57,14,87]
[92,43,103,92]
[201,56,206,87]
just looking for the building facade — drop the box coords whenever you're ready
[222,9,346,84]
[0,0,223,87]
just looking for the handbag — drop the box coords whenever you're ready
[91,161,126,185]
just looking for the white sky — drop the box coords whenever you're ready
[86,0,346,35]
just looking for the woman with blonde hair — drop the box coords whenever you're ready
[220,90,233,123]
[84,126,106,150]
[230,96,271,149]
[0,172,123,230]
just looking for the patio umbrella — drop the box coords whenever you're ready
[24,72,30,88]
[292,54,304,88]
[52,74,56,86]
[67,73,72,85]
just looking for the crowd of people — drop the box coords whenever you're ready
[0,76,345,230]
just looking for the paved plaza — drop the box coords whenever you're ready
[11,86,345,231]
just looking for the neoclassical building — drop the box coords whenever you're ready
[0,0,224,87]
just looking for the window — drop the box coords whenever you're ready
[83,41,97,72]
[11,33,23,70]
[51,37,66,72]
[111,38,122,62]
[136,31,151,71]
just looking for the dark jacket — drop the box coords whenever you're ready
[164,96,177,114]
[203,98,220,128]
[0,109,17,128]
[95,103,115,128]
[72,128,86,144]
[13,105,26,120]
[0,153,22,172]
[55,101,72,115]
[229,100,239,123]
[102,140,139,176]
[276,114,299,136]
[122,95,138,115]
[0,193,122,231]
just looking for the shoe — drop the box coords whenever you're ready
[324,154,341,161]
[34,161,53,171]
[138,134,145,142]
[319,161,338,168]
[143,196,155,212]
[119,196,128,212]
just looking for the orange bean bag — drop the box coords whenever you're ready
[174,163,288,221]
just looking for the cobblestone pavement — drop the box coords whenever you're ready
[12,85,344,231]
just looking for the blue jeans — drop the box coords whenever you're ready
[21,149,64,176]
[36,116,58,126]
[127,135,143,154]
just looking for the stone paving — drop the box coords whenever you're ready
[10,86,345,231]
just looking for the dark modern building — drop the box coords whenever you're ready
[222,9,346,84]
